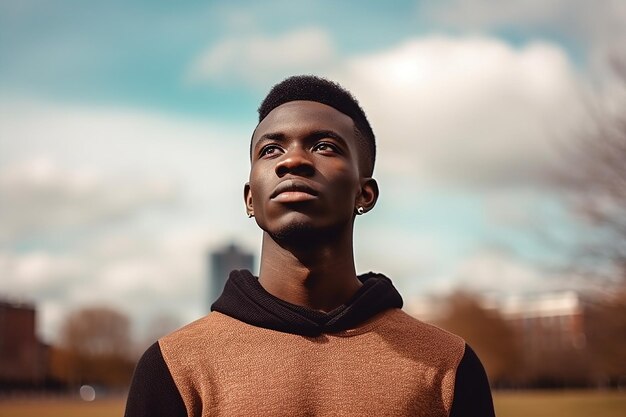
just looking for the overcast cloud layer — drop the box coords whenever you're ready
[0,1,623,343]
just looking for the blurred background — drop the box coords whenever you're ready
[1,1,625,416]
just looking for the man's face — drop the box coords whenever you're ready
[245,100,371,242]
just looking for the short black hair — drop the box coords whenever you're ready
[256,75,376,177]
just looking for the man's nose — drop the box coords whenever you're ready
[275,147,315,177]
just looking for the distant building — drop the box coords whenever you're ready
[0,300,47,386]
[208,243,254,308]
[495,291,586,353]
[492,291,589,383]
[408,291,586,353]
[407,290,591,385]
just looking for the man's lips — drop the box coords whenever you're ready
[270,179,319,202]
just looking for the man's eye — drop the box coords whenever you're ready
[260,145,282,157]
[313,142,338,153]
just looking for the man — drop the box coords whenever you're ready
[125,76,495,417]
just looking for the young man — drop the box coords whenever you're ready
[125,76,495,417]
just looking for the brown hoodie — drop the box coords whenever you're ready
[125,270,494,417]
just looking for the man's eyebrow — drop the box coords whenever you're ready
[308,130,346,144]
[258,132,285,142]
[253,132,286,149]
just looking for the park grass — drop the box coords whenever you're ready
[0,396,125,417]
[0,390,624,417]
[494,390,626,417]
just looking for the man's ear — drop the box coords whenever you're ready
[244,182,254,214]
[356,178,379,213]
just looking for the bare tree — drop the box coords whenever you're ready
[436,292,521,386]
[61,306,131,357]
[551,57,626,388]
[557,58,626,283]
[53,306,135,388]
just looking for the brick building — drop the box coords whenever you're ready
[0,300,47,386]
[408,290,592,385]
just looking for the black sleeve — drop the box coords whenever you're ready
[449,344,495,417]
[124,342,187,417]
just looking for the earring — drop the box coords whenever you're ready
[356,206,365,215]
[247,212,254,218]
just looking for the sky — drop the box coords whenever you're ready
[1,0,625,344]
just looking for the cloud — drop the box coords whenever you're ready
[452,248,586,295]
[0,251,81,296]
[333,36,590,188]
[421,0,583,28]
[0,99,253,226]
[413,248,576,296]
[0,225,241,343]
[0,100,260,343]
[419,0,626,76]
[0,158,177,243]
[420,0,626,40]
[187,31,592,189]
[455,249,548,293]
[186,27,336,87]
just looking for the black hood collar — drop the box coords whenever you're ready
[211,270,403,337]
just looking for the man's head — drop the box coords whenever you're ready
[245,76,378,245]
[255,75,376,178]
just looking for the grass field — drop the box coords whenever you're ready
[494,390,626,417]
[0,390,624,416]
[0,396,125,417]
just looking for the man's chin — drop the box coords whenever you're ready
[268,221,340,247]
[270,221,316,245]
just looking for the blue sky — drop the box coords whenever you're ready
[1,0,624,343]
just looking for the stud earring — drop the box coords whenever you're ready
[356,207,365,215]
[247,212,254,218]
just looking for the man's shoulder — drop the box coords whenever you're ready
[383,308,463,338]
[158,312,237,363]
[378,309,467,363]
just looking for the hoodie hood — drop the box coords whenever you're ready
[211,270,403,337]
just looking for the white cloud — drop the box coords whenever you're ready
[423,0,580,28]
[186,27,336,87]
[0,100,259,343]
[0,99,253,226]
[419,0,626,78]
[0,158,177,243]
[0,250,87,342]
[416,248,575,296]
[333,36,591,188]
[455,249,548,293]
[188,32,593,189]
[0,251,81,295]
[459,248,597,297]
[421,0,626,39]
[356,225,445,280]
[0,227,224,343]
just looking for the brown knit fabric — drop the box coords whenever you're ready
[159,309,465,417]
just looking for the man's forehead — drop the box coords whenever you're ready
[253,100,355,139]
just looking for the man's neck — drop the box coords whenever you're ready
[257,232,362,312]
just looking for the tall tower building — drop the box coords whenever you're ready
[208,243,254,308]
